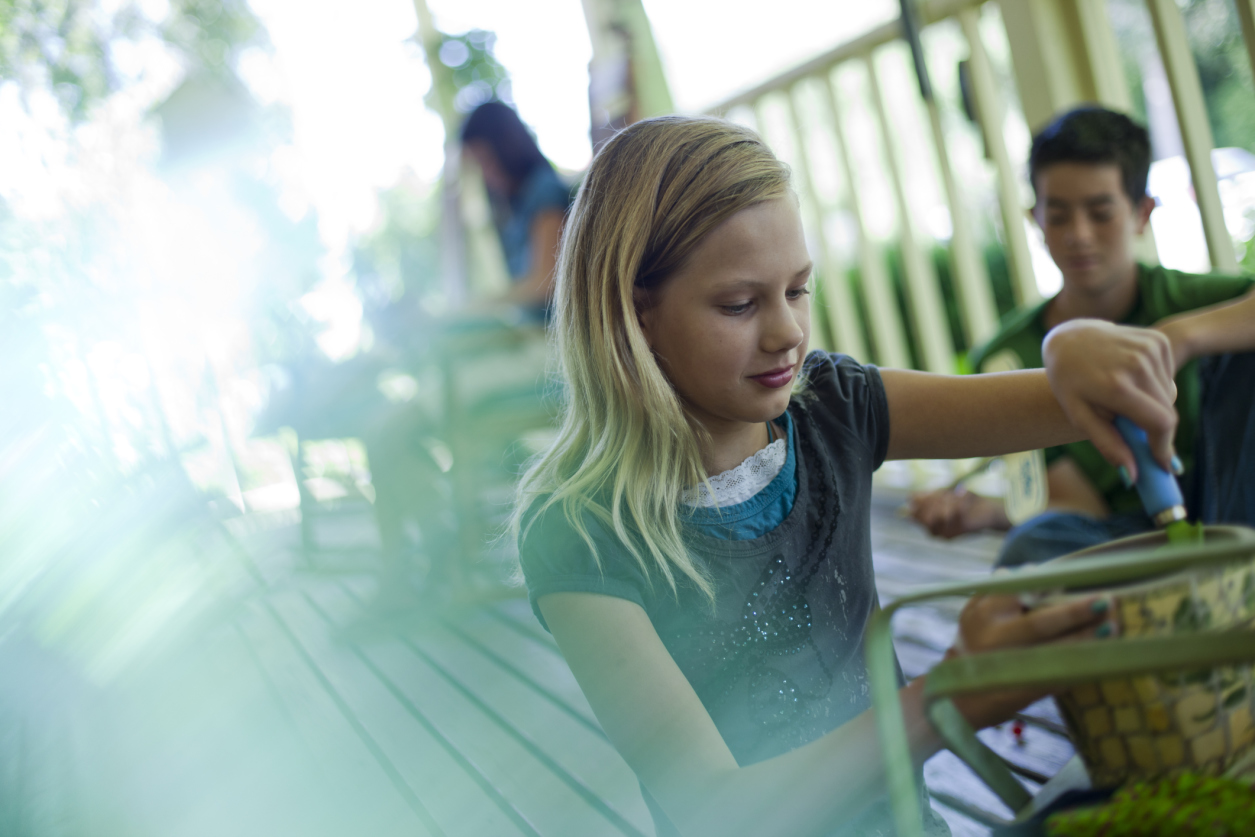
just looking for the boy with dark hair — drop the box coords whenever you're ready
[910,106,1255,565]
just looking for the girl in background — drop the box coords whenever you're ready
[515,116,1177,836]
[461,101,571,312]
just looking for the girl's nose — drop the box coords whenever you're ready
[763,303,805,353]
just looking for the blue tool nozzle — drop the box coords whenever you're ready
[1113,416,1186,526]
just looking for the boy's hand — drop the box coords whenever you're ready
[1042,319,1177,479]
[948,593,1114,729]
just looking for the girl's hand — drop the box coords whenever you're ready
[1042,319,1177,479]
[947,593,1114,730]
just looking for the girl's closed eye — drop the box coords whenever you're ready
[721,285,809,315]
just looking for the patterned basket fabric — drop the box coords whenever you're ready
[1047,527,1255,788]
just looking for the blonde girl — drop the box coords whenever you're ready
[515,117,1178,837]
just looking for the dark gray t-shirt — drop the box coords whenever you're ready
[520,352,947,836]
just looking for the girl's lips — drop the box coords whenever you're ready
[750,366,794,389]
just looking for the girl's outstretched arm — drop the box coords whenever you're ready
[539,590,1106,837]
[881,319,1178,479]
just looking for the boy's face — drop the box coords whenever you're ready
[1032,162,1154,298]
[637,197,812,437]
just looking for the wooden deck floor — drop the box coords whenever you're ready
[1,488,1078,837]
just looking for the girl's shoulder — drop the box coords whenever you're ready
[798,350,882,395]
[517,497,653,623]
[793,350,891,467]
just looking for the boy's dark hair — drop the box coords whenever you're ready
[1029,107,1151,205]
[460,101,549,194]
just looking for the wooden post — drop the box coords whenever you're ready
[821,74,911,369]
[867,55,955,374]
[922,94,999,348]
[958,7,1039,308]
[998,0,1129,130]
[900,0,997,348]
[1238,0,1255,89]
[785,85,869,361]
[751,99,830,352]
[581,0,675,147]
[729,104,821,348]
[998,0,1158,266]
[1144,0,1239,273]
[412,0,469,306]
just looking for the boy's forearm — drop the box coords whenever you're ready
[1156,287,1255,369]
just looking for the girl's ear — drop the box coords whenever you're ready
[634,285,658,348]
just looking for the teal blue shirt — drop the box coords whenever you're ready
[685,412,797,540]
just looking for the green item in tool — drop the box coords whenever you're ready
[1045,773,1255,836]
[1165,520,1205,544]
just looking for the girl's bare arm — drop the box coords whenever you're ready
[539,590,1104,837]
[504,209,564,306]
[882,319,1178,478]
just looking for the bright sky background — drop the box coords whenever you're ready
[1,0,1233,494]
[1,0,1228,282]
[644,0,897,112]
[2,0,1228,359]
[242,0,596,255]
[241,0,905,256]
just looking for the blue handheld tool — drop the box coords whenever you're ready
[1113,415,1188,530]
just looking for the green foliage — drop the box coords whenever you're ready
[1179,0,1255,153]
[0,0,125,119]
[356,26,509,319]
[871,240,1018,369]
[1241,228,1255,274]
[352,175,443,315]
[437,28,510,114]
[161,0,262,76]
[0,0,265,122]
[0,0,317,476]
[1046,773,1255,836]
[1109,0,1255,154]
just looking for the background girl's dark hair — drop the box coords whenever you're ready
[1029,106,1151,204]
[460,101,549,192]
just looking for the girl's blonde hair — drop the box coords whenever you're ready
[514,116,791,600]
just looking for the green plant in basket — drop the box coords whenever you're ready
[1045,773,1255,836]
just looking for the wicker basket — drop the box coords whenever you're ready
[1044,526,1255,787]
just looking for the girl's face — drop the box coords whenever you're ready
[639,197,812,439]
[464,140,511,195]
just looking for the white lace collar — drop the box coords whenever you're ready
[682,437,787,508]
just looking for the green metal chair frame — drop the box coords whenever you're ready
[867,531,1255,837]
[436,323,557,572]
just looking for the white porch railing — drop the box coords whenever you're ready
[706,0,1249,373]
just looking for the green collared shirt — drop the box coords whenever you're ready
[969,263,1253,515]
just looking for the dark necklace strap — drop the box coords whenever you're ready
[766,420,775,444]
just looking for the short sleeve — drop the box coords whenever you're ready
[518,501,650,631]
[1154,269,1253,316]
[516,166,572,218]
[798,351,891,470]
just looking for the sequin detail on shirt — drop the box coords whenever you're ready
[685,426,843,731]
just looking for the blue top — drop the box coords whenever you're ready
[498,164,571,280]
[684,412,797,540]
